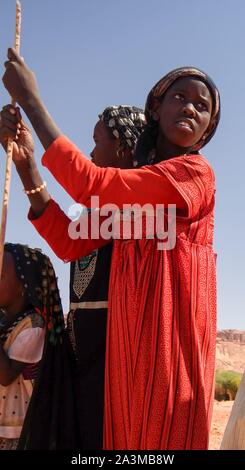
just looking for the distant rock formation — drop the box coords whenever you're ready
[216,330,245,372]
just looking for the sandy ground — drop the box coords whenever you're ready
[209,400,234,450]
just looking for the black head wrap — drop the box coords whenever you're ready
[5,243,64,345]
[134,66,221,167]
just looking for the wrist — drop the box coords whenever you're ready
[21,94,44,116]
[23,180,47,195]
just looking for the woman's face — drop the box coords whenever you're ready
[0,252,23,309]
[90,120,119,167]
[154,77,213,150]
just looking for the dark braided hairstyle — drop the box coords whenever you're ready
[134,66,221,167]
[99,105,146,152]
[4,243,64,345]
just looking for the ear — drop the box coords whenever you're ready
[150,98,161,122]
[117,143,134,168]
[115,139,121,150]
[124,145,133,160]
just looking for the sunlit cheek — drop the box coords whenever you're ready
[201,118,211,134]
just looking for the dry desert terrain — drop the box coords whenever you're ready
[209,400,234,450]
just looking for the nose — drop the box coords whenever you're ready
[182,102,196,117]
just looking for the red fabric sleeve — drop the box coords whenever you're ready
[28,199,109,262]
[42,136,215,219]
[42,136,187,210]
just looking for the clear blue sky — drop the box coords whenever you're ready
[0,0,244,329]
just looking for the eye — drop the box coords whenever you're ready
[197,102,208,111]
[174,93,185,101]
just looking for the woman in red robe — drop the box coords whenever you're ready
[2,56,220,449]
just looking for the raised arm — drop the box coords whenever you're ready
[42,135,188,210]
[1,49,191,214]
[2,48,61,150]
[0,105,50,217]
[42,137,214,221]
[0,106,107,261]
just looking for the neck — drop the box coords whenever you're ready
[155,133,190,163]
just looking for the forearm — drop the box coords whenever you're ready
[2,49,61,151]
[29,199,109,261]
[22,97,61,151]
[15,158,51,217]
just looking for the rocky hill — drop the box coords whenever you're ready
[216,330,245,372]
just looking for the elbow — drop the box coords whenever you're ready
[0,369,20,387]
[0,376,15,387]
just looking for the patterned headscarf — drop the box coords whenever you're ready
[134,66,221,167]
[99,105,146,149]
[4,243,64,345]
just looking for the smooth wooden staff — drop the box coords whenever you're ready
[0,0,21,277]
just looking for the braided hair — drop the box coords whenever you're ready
[99,105,146,152]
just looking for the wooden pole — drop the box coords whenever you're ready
[0,1,21,277]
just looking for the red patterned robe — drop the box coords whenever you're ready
[30,136,217,450]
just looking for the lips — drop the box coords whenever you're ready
[175,119,194,131]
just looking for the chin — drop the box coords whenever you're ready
[172,137,196,150]
[167,133,194,149]
[93,161,102,167]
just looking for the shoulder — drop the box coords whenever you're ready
[28,312,45,329]
[187,154,216,188]
[186,153,215,174]
[8,312,44,342]
[157,153,213,170]
[16,312,44,332]
[155,153,215,184]
[4,311,45,352]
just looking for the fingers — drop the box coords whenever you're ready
[0,120,20,140]
[4,48,24,71]
[0,105,21,141]
[15,106,22,122]
[1,105,21,126]
[4,60,20,71]
[1,118,19,133]
[1,104,22,118]
[7,47,23,64]
[0,124,18,142]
